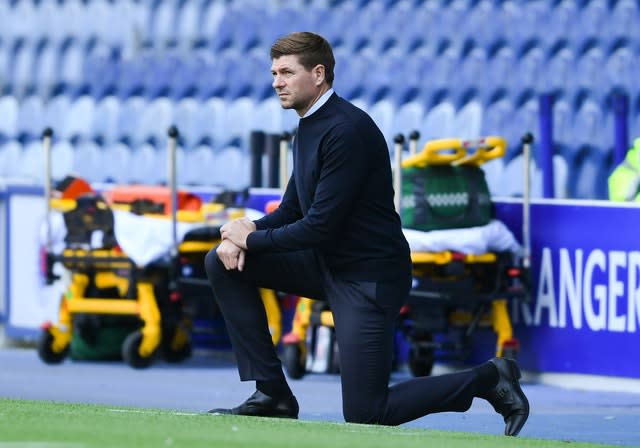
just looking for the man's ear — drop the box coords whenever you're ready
[313,64,326,86]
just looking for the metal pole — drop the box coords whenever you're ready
[279,132,291,193]
[250,131,265,188]
[538,94,554,198]
[408,130,420,156]
[521,133,534,271]
[167,125,179,258]
[393,134,405,214]
[613,92,629,165]
[42,127,54,252]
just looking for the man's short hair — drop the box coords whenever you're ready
[270,32,335,86]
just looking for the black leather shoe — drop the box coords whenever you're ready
[485,357,530,436]
[208,390,299,419]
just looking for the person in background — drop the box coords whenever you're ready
[609,138,640,201]
[204,31,529,437]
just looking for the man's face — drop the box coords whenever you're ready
[271,55,323,116]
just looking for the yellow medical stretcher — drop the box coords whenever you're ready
[281,134,532,378]
[37,128,282,369]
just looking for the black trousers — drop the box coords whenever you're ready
[204,248,481,425]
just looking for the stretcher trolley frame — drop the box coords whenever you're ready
[37,127,193,368]
[397,133,532,377]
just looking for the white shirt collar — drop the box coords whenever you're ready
[302,88,334,118]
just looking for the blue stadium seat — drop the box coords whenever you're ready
[194,97,226,147]
[169,52,205,100]
[481,157,504,196]
[50,139,75,182]
[572,146,613,199]
[552,98,574,150]
[149,0,179,48]
[499,154,542,198]
[63,95,95,141]
[458,44,488,101]
[507,97,538,159]
[10,1,38,45]
[117,96,147,146]
[369,99,395,147]
[453,100,483,140]
[252,97,284,134]
[43,94,72,138]
[213,145,250,190]
[224,96,256,149]
[481,97,514,144]
[608,0,640,47]
[92,95,121,145]
[0,95,18,139]
[0,40,7,89]
[541,0,579,49]
[575,43,606,104]
[173,97,201,149]
[465,0,500,48]
[10,39,37,96]
[72,138,104,184]
[175,0,204,48]
[16,95,45,142]
[420,101,456,141]
[198,1,225,47]
[365,48,402,104]
[391,101,425,140]
[516,42,545,95]
[182,143,213,186]
[0,2,10,45]
[572,97,608,151]
[18,139,45,184]
[58,38,86,96]
[144,51,180,99]
[545,44,576,100]
[129,141,162,185]
[138,96,174,146]
[606,44,636,96]
[103,141,133,185]
[33,40,58,97]
[487,43,516,101]
[83,44,119,99]
[578,0,608,44]
[0,140,22,179]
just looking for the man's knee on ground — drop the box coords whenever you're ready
[343,404,386,426]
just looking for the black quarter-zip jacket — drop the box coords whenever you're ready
[247,93,411,281]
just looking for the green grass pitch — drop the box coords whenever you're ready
[0,398,618,448]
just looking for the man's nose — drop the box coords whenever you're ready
[273,75,285,88]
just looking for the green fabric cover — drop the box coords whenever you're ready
[401,164,493,231]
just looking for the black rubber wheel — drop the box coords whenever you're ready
[121,331,155,369]
[37,329,69,364]
[282,343,306,380]
[408,346,434,377]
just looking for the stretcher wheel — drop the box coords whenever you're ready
[37,329,69,364]
[408,346,434,377]
[283,343,306,380]
[122,331,155,369]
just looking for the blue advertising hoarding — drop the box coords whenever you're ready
[496,199,640,378]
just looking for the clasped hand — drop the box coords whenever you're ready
[217,218,256,271]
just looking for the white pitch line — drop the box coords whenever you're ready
[106,408,200,416]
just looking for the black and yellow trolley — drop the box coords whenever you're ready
[37,127,281,369]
